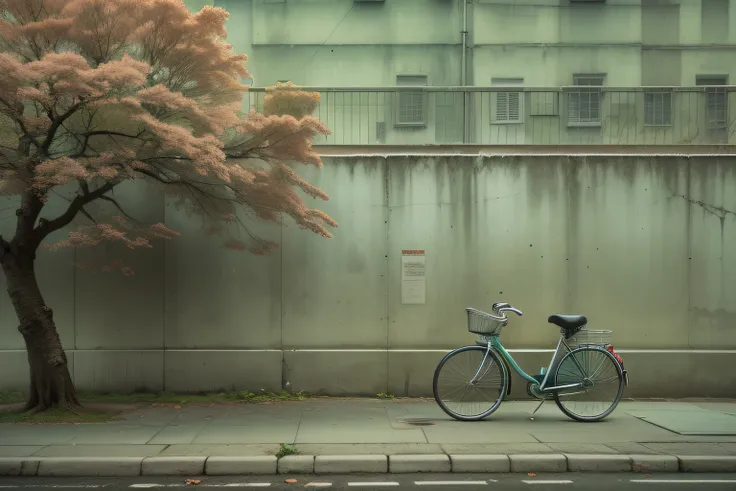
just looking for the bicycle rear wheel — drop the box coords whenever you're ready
[553,346,624,422]
[433,345,508,421]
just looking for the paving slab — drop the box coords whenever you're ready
[295,444,443,455]
[604,442,662,455]
[421,423,538,444]
[193,423,299,444]
[160,444,280,456]
[33,444,165,458]
[115,408,180,427]
[642,442,733,455]
[440,443,554,454]
[718,442,736,454]
[630,409,736,435]
[547,443,620,454]
[295,424,427,444]
[0,446,45,457]
[0,427,77,445]
[146,423,209,445]
[68,425,161,444]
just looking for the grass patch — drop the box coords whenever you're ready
[376,392,395,400]
[0,407,118,424]
[0,390,309,406]
[275,443,299,459]
[0,391,26,405]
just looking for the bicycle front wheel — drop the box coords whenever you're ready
[553,346,624,422]
[433,345,508,421]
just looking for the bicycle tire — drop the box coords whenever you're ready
[432,345,509,421]
[553,346,624,422]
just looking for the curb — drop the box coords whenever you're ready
[0,454,735,476]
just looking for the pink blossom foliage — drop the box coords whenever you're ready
[0,0,334,263]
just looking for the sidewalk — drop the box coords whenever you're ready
[1,398,736,476]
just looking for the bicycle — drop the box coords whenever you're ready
[432,302,629,423]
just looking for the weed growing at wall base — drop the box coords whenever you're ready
[276,443,299,458]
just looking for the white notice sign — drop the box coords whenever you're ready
[401,249,426,305]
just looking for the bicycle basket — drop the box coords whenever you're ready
[466,308,506,335]
[568,329,612,348]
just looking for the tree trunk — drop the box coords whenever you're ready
[2,254,79,411]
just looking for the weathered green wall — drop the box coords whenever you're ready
[0,155,734,398]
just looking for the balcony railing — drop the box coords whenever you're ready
[246,86,736,146]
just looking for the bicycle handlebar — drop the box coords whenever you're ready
[500,306,523,317]
[492,302,523,317]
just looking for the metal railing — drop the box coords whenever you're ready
[246,86,736,146]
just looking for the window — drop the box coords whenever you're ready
[697,76,728,129]
[644,91,672,126]
[491,78,523,124]
[701,0,729,44]
[395,75,427,126]
[567,74,604,126]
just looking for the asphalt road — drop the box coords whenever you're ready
[0,475,735,490]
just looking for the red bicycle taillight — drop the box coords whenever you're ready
[606,345,624,365]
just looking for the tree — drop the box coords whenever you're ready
[0,0,336,412]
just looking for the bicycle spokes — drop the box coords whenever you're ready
[433,346,508,421]
[554,348,624,421]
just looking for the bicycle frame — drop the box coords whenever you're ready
[475,335,593,394]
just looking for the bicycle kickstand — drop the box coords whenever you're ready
[529,398,545,420]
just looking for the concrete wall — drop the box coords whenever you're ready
[0,155,734,398]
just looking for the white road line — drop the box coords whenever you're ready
[222,485,271,488]
[630,480,736,484]
[347,484,400,487]
[129,486,179,489]
[415,482,488,486]
[522,481,573,485]
[130,486,271,489]
[220,485,271,488]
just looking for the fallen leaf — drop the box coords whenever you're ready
[185,479,201,485]
[285,478,297,484]
[527,473,536,477]
[174,405,182,409]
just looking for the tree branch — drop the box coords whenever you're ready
[98,194,138,222]
[34,181,118,243]
[40,101,87,155]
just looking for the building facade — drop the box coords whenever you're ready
[184,0,736,146]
